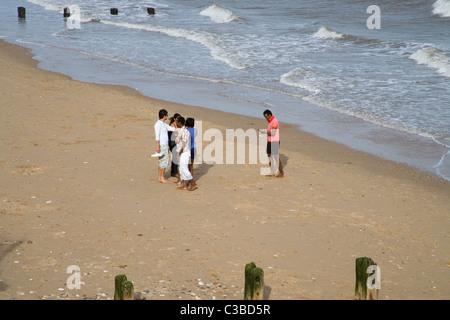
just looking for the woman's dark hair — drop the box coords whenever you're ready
[186,117,195,127]
[169,113,181,125]
[177,116,186,126]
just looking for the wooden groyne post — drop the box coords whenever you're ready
[63,7,71,18]
[110,8,119,15]
[114,274,134,300]
[355,257,379,300]
[18,7,26,19]
[244,262,264,300]
[147,8,156,15]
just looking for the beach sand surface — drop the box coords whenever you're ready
[0,40,449,300]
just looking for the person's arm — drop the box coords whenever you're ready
[268,126,278,136]
[176,131,183,155]
[155,122,161,153]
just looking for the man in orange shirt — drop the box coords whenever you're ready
[263,109,284,178]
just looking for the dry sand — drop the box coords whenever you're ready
[0,40,449,300]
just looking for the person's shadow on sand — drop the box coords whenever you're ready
[189,153,288,182]
[192,162,214,182]
[0,240,22,292]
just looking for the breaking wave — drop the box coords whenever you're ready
[432,0,450,17]
[200,4,239,23]
[280,67,321,94]
[409,45,450,78]
[101,20,246,70]
[312,27,346,40]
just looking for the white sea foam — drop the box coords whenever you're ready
[101,20,245,70]
[409,45,450,78]
[27,0,93,23]
[26,0,63,11]
[200,4,239,23]
[312,27,345,40]
[432,137,450,181]
[280,68,321,94]
[432,0,450,17]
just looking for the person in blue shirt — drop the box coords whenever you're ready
[186,117,197,177]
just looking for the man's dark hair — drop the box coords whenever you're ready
[263,109,272,116]
[177,116,186,126]
[159,109,168,119]
[186,117,195,128]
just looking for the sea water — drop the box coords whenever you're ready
[1,0,449,180]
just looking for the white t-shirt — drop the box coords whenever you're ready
[154,120,174,146]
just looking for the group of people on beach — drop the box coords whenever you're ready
[154,109,198,191]
[153,108,283,189]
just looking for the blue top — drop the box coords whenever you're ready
[187,128,197,150]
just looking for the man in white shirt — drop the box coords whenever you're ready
[154,109,175,183]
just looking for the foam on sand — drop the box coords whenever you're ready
[280,67,321,94]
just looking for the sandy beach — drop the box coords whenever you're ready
[0,39,449,300]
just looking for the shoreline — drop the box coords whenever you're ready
[10,36,450,183]
[1,39,449,300]
[6,37,446,186]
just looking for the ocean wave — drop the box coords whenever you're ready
[101,20,246,70]
[26,0,168,18]
[312,27,346,40]
[200,4,239,23]
[302,94,443,142]
[26,0,61,11]
[280,68,321,94]
[26,0,101,23]
[409,45,450,78]
[432,0,450,17]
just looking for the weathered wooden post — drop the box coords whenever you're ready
[355,257,378,300]
[63,7,70,18]
[110,8,119,15]
[147,7,155,15]
[122,280,134,300]
[114,274,135,300]
[114,274,128,300]
[18,7,26,19]
[244,262,264,300]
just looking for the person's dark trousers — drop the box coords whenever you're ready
[171,161,178,176]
